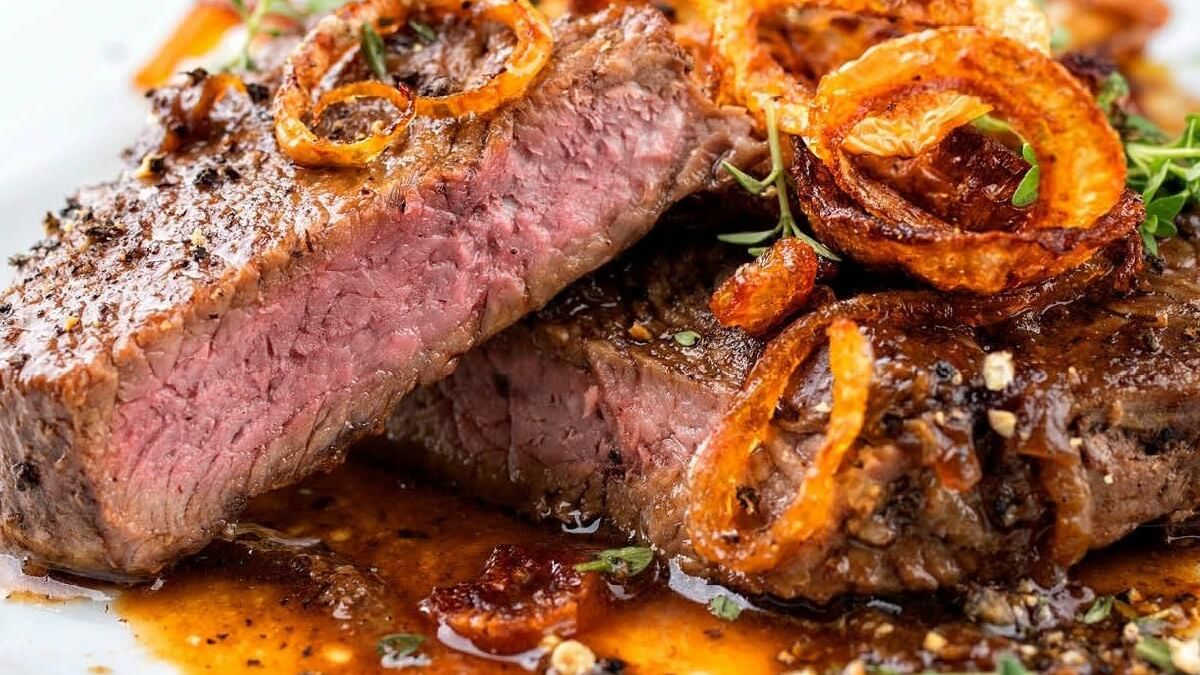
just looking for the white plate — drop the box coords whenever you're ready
[0,2,1197,673]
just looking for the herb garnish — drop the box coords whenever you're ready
[409,19,438,44]
[673,330,701,347]
[1135,635,1176,672]
[229,0,280,71]
[1011,142,1040,208]
[361,23,390,81]
[996,654,1031,675]
[718,104,840,261]
[1101,73,1200,257]
[574,547,654,577]
[708,595,741,621]
[376,632,425,659]
[970,114,1040,208]
[228,1,351,71]
[1082,595,1114,624]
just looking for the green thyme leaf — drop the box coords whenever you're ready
[409,19,438,44]
[996,654,1031,675]
[1082,595,1114,624]
[376,633,425,659]
[575,547,654,577]
[361,24,390,81]
[1147,193,1188,222]
[673,331,701,347]
[1135,636,1175,672]
[708,595,742,621]
[720,160,777,195]
[1012,143,1040,208]
[716,229,779,246]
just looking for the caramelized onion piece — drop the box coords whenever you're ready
[274,0,552,168]
[710,238,820,335]
[699,0,1049,135]
[804,27,1129,293]
[686,319,872,573]
[158,72,249,154]
[420,545,605,654]
[687,241,1141,573]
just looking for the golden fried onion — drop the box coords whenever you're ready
[274,0,552,168]
[804,27,1128,293]
[699,0,1050,136]
[686,241,1142,574]
[686,319,872,573]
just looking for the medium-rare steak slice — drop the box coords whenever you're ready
[388,230,1200,601]
[0,7,757,578]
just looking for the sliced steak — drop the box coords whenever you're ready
[388,231,1200,601]
[0,7,758,578]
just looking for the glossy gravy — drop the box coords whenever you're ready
[115,457,1200,674]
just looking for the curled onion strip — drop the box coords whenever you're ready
[686,242,1140,573]
[756,0,1051,53]
[160,73,249,154]
[274,0,552,168]
[415,0,554,118]
[686,319,872,573]
[804,28,1129,293]
[700,0,1050,136]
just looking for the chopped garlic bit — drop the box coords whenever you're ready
[63,315,81,333]
[987,409,1018,439]
[923,631,948,654]
[550,640,596,675]
[190,228,208,248]
[983,351,1015,391]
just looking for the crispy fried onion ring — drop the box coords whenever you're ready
[803,28,1130,293]
[686,240,1142,573]
[687,319,872,573]
[698,0,1049,136]
[274,0,552,168]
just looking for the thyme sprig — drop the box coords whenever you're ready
[1100,73,1199,257]
[228,0,351,71]
[718,104,840,261]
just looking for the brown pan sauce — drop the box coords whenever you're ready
[110,456,1200,674]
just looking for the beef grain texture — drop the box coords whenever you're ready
[0,8,758,578]
[388,234,1200,601]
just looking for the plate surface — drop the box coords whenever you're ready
[0,2,1197,673]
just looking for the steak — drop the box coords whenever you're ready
[388,226,1200,601]
[0,7,758,578]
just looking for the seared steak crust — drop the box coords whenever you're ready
[389,231,1200,601]
[0,8,758,577]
